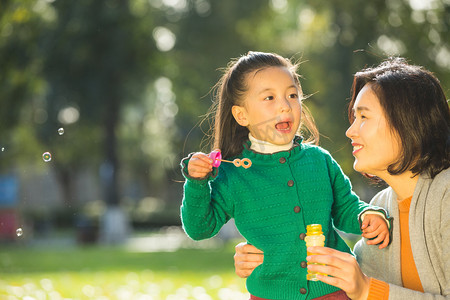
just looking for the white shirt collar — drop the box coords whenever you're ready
[248,133,294,154]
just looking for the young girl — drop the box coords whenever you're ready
[180,51,390,300]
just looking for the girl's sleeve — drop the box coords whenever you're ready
[179,154,232,241]
[324,151,388,235]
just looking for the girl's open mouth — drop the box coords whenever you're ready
[275,121,291,131]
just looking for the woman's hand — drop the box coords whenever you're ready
[306,246,371,300]
[187,152,213,179]
[234,242,264,278]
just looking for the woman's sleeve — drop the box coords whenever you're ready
[367,278,389,300]
[357,184,450,300]
[356,239,450,300]
[387,285,449,299]
[179,154,232,241]
[388,179,450,299]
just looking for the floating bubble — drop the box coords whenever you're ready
[1,147,4,151]
[16,228,23,237]
[42,152,52,162]
[58,128,64,135]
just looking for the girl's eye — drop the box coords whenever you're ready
[264,96,274,101]
[288,93,298,99]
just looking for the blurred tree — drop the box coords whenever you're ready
[37,0,161,242]
[0,0,48,170]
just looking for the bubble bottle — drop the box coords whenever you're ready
[305,224,325,281]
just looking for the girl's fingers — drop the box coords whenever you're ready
[362,224,383,238]
[375,232,390,249]
[188,153,214,177]
[378,237,390,249]
[188,162,212,174]
[362,228,382,239]
[360,218,369,230]
[363,230,390,248]
[191,153,213,165]
[365,233,385,245]
[190,163,212,172]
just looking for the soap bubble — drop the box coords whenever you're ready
[1,147,4,151]
[16,228,23,237]
[42,152,52,162]
[58,128,64,135]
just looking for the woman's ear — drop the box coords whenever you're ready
[232,105,249,127]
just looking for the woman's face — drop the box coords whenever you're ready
[346,83,402,178]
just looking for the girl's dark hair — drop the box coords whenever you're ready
[348,57,450,179]
[208,51,319,158]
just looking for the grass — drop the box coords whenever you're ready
[0,237,249,300]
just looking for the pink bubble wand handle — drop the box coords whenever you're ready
[209,150,252,169]
[209,150,222,168]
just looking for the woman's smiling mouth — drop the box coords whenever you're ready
[351,143,363,155]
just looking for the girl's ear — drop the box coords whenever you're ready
[232,105,249,126]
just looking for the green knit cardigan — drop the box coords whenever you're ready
[181,138,384,299]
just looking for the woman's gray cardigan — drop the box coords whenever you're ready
[353,168,450,299]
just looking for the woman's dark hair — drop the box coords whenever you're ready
[207,51,319,158]
[348,57,450,179]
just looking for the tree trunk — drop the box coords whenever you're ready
[99,90,129,244]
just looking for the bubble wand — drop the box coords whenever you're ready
[209,150,252,169]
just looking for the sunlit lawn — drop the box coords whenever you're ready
[0,234,249,300]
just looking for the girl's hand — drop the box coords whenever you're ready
[187,152,213,179]
[234,242,264,278]
[360,214,390,249]
[306,246,371,300]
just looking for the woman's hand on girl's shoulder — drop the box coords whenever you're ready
[187,152,214,179]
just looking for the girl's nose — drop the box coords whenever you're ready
[280,98,291,112]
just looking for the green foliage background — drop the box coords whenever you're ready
[0,0,449,230]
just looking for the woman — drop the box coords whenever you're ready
[234,57,450,299]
